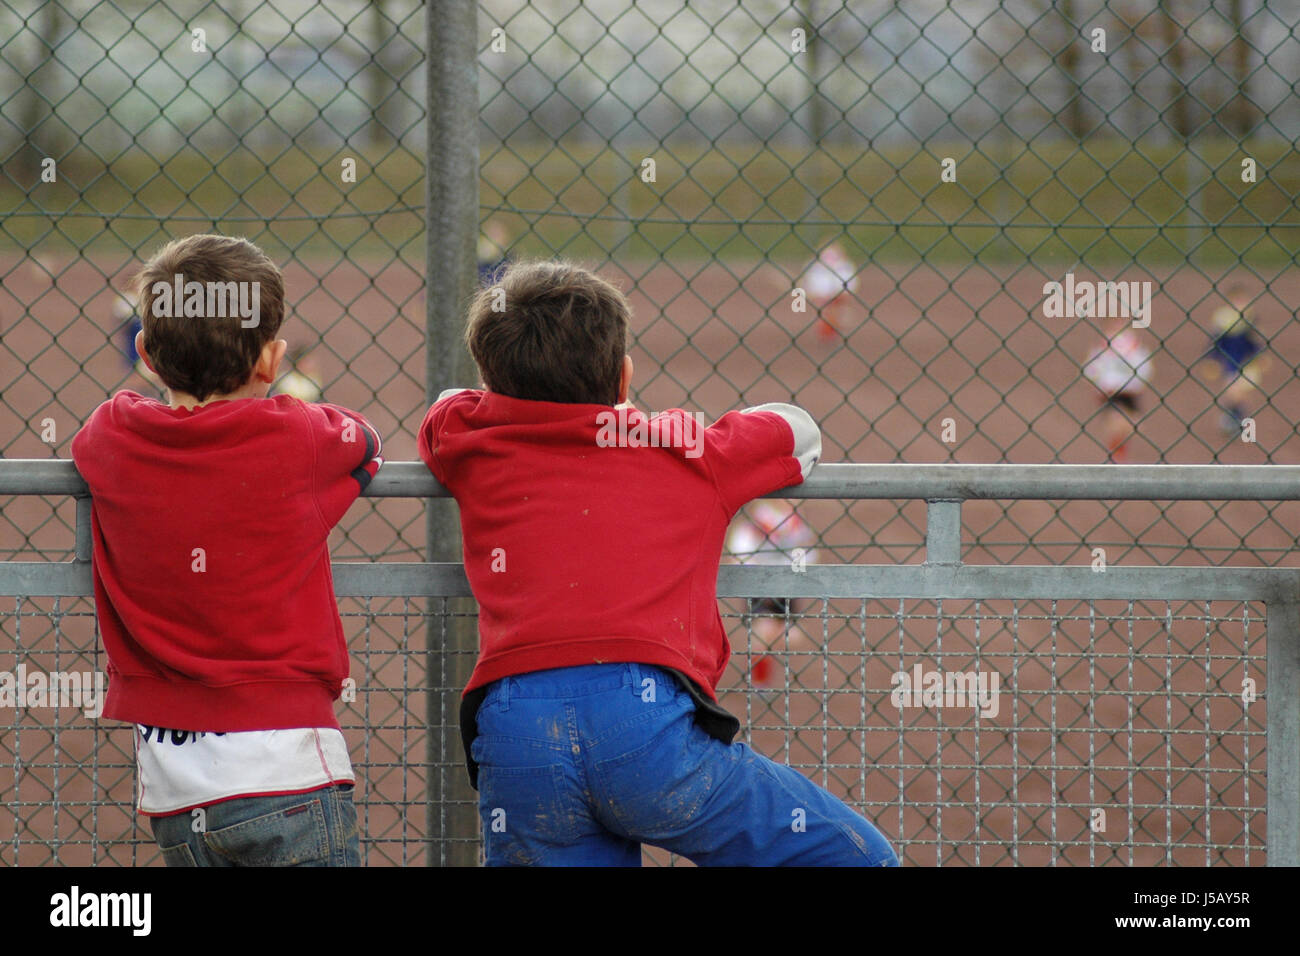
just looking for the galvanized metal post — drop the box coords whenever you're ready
[1266,579,1300,866]
[925,499,962,566]
[74,496,91,563]
[425,0,480,867]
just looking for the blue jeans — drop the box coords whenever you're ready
[471,663,899,866]
[150,784,360,867]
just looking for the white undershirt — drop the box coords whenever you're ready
[135,725,354,816]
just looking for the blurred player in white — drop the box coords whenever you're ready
[726,500,817,689]
[270,343,324,403]
[1083,315,1154,463]
[802,241,858,342]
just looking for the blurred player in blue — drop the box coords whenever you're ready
[477,220,511,287]
[116,293,164,396]
[1200,283,1269,435]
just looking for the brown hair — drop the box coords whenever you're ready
[464,260,628,405]
[133,234,285,401]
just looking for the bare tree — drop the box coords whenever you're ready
[15,0,64,185]
[368,0,395,146]
[1117,1,1152,139]
[1159,0,1192,139]
[1057,0,1089,139]
[1225,0,1258,137]
[798,0,828,149]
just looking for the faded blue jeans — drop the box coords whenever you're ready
[150,783,360,867]
[471,662,899,866]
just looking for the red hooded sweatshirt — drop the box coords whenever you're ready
[418,389,820,702]
[71,391,382,731]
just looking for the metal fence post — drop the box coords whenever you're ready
[1266,579,1300,866]
[924,500,962,566]
[425,0,480,867]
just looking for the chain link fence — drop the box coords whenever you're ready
[5,0,1300,568]
[2,0,1298,865]
[2,0,430,564]
[474,0,1300,570]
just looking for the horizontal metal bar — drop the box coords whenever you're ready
[333,562,471,598]
[8,459,1300,501]
[716,564,1298,601]
[6,561,1292,601]
[276,563,1300,601]
[785,463,1300,501]
[0,563,92,596]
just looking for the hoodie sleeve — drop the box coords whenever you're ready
[306,402,383,528]
[417,388,478,486]
[704,402,822,515]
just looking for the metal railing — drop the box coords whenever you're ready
[1,459,1296,866]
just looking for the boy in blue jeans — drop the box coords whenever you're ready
[418,260,898,866]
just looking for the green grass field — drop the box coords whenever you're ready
[3,135,1298,268]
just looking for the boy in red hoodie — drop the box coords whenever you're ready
[72,234,381,866]
[419,260,898,866]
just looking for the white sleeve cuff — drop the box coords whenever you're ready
[740,402,822,480]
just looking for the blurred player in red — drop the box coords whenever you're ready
[802,241,858,342]
[1199,283,1269,435]
[726,500,817,689]
[1083,315,1155,463]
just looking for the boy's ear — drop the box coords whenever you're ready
[254,338,289,385]
[617,354,633,404]
[134,331,157,373]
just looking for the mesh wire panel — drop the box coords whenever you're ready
[0,595,1267,866]
[711,596,1266,867]
[0,595,482,866]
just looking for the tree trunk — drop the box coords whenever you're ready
[1121,3,1147,139]
[16,0,64,184]
[368,0,393,146]
[1160,0,1192,139]
[1226,0,1258,137]
[1058,0,1088,139]
[800,0,827,149]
